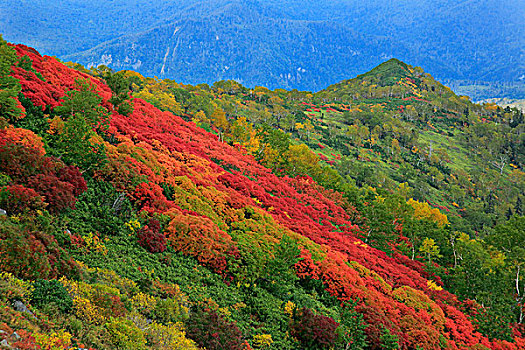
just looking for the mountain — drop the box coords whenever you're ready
[1,0,524,98]
[63,4,406,91]
[1,38,524,349]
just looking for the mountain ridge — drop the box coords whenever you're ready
[2,0,523,98]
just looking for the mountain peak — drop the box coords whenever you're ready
[356,58,413,85]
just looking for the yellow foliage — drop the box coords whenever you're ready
[407,198,449,227]
[218,307,231,317]
[60,278,122,325]
[81,232,108,255]
[486,250,506,273]
[392,286,445,330]
[347,261,392,293]
[284,301,295,318]
[125,219,141,233]
[93,268,139,296]
[131,292,157,314]
[105,317,147,350]
[47,116,65,135]
[146,321,200,350]
[353,241,369,249]
[73,294,104,324]
[260,144,280,168]
[193,110,208,125]
[419,238,442,262]
[232,302,247,310]
[33,330,72,350]
[0,271,34,303]
[253,334,273,348]
[426,280,443,291]
[396,182,411,199]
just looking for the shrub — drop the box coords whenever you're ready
[137,219,166,253]
[0,184,45,214]
[31,279,73,313]
[358,305,403,350]
[57,165,87,196]
[0,142,47,182]
[290,307,339,350]
[0,218,79,280]
[0,173,11,187]
[27,173,76,212]
[152,297,187,324]
[60,279,127,325]
[186,307,245,350]
[0,271,34,303]
[145,321,199,350]
[105,317,147,350]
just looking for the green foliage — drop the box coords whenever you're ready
[263,234,301,288]
[51,79,109,170]
[0,173,11,187]
[337,300,367,350]
[0,35,23,121]
[0,216,79,280]
[105,71,134,116]
[3,38,525,350]
[379,325,400,350]
[31,279,73,313]
[152,297,188,324]
[14,94,50,135]
[473,303,515,342]
[105,317,147,350]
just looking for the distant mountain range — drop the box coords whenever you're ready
[2,0,524,98]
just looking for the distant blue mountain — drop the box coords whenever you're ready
[2,0,524,98]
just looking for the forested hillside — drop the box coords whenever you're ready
[0,36,524,350]
[1,0,523,98]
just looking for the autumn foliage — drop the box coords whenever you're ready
[1,42,524,350]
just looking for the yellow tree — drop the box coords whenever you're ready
[229,116,253,145]
[419,238,441,263]
[391,138,401,157]
[284,144,320,177]
[211,107,229,142]
[192,110,208,125]
[407,198,449,227]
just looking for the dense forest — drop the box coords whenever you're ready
[1,0,523,98]
[0,36,524,349]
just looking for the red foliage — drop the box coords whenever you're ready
[0,184,45,214]
[0,218,80,280]
[58,165,87,197]
[186,308,246,350]
[290,307,339,349]
[132,181,172,213]
[137,218,166,253]
[165,209,237,274]
[10,42,525,349]
[10,44,112,110]
[0,142,50,182]
[358,305,404,349]
[0,131,85,213]
[27,174,77,212]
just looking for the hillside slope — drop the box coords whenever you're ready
[0,39,524,349]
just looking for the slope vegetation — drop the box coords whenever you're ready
[0,38,524,349]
